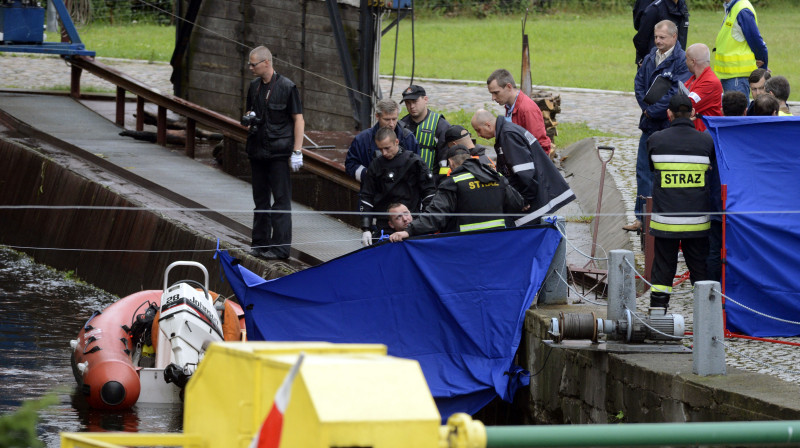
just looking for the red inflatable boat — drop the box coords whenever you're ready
[70,261,245,410]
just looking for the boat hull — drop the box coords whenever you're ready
[71,290,161,410]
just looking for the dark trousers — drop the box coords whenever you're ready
[250,158,292,258]
[706,220,722,283]
[650,236,709,308]
[635,130,654,222]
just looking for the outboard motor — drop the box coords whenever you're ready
[156,261,223,388]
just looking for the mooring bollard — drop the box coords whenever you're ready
[607,250,636,332]
[539,217,567,305]
[693,281,726,376]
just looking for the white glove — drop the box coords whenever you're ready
[290,151,303,172]
[361,231,372,247]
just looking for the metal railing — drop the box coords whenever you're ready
[66,55,358,192]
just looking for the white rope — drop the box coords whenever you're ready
[553,269,608,306]
[7,205,800,219]
[553,221,609,262]
[623,257,680,295]
[4,237,365,254]
[623,304,689,340]
[712,289,800,326]
[714,337,800,376]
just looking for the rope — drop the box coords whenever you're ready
[714,337,800,376]
[4,236,367,254]
[8,205,800,219]
[553,221,609,262]
[623,257,679,295]
[559,313,597,340]
[712,289,800,326]
[554,269,608,306]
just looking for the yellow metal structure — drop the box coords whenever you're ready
[61,341,457,448]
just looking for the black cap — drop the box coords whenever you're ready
[402,85,426,101]
[446,144,471,160]
[669,93,693,113]
[444,125,471,144]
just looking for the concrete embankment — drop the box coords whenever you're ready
[522,305,800,424]
[0,134,290,298]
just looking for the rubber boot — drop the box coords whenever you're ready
[649,291,669,315]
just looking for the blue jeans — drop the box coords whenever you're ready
[635,130,654,222]
[721,77,750,99]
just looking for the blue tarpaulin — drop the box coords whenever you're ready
[216,226,561,419]
[704,115,800,337]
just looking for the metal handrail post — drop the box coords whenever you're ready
[693,280,725,376]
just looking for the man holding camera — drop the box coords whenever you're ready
[243,45,305,260]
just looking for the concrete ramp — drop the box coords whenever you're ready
[0,92,361,263]
[560,137,632,255]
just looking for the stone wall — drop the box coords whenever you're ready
[0,137,290,298]
[522,305,800,424]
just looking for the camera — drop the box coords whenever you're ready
[241,111,262,128]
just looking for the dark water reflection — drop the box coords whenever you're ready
[0,247,182,447]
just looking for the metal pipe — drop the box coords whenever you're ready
[485,420,800,447]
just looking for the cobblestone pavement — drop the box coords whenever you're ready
[2,54,798,383]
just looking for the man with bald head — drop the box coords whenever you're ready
[471,109,574,226]
[684,43,722,132]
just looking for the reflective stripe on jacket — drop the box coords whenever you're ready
[647,118,715,238]
[414,111,441,172]
[714,0,758,79]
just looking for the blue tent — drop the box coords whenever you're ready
[216,226,561,420]
[704,115,800,337]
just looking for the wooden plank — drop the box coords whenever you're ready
[247,23,304,46]
[185,87,243,118]
[305,7,359,32]
[305,31,339,51]
[197,0,241,21]
[189,51,245,75]
[188,33,245,59]
[186,69,241,94]
[193,15,242,40]
[250,0,302,12]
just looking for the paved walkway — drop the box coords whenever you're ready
[2,54,798,383]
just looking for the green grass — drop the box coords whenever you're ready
[46,23,174,62]
[553,122,623,149]
[33,3,799,101]
[381,6,800,100]
[438,108,622,149]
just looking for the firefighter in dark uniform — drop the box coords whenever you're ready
[360,127,436,246]
[399,85,451,182]
[648,93,715,310]
[389,145,525,241]
[471,109,575,226]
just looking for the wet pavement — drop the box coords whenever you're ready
[1,54,797,384]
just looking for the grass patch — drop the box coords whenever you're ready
[436,108,621,150]
[554,122,623,149]
[381,5,800,100]
[46,23,174,62]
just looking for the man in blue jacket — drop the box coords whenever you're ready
[345,99,419,183]
[625,20,690,232]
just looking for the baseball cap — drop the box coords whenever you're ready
[402,85,426,101]
[444,125,471,144]
[445,144,471,160]
[668,93,693,113]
